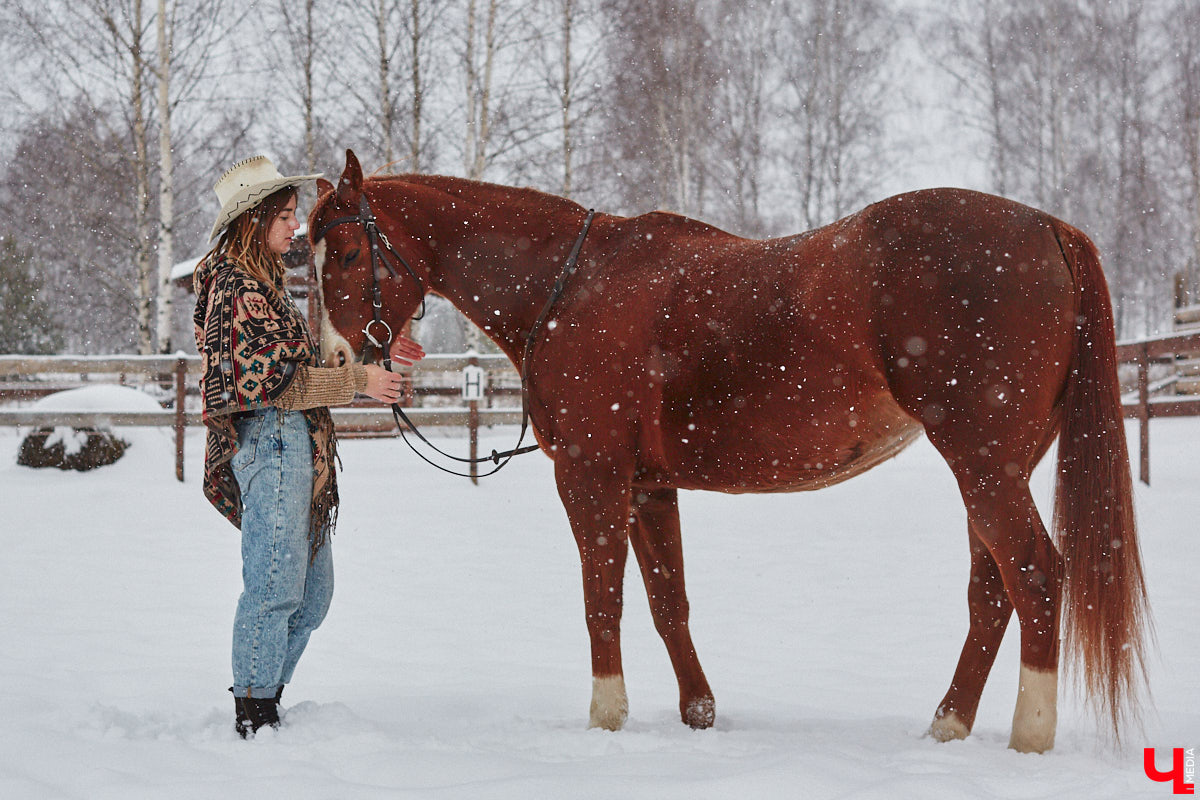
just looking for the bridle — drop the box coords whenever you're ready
[311,192,596,477]
[313,194,428,362]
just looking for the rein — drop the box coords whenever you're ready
[313,195,596,477]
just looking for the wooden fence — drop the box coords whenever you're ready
[1116,329,1200,485]
[5,333,1199,487]
[0,353,522,483]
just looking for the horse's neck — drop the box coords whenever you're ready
[421,186,584,367]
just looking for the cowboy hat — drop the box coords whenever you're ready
[209,155,322,241]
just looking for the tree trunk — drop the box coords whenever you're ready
[982,1,1007,196]
[469,0,497,181]
[304,0,317,173]
[410,0,423,171]
[464,0,477,177]
[154,0,175,354]
[130,0,154,355]
[377,0,394,166]
[560,0,573,196]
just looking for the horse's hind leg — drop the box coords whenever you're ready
[628,487,715,728]
[929,523,1014,742]
[943,466,1063,753]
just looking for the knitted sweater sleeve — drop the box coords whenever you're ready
[275,363,369,410]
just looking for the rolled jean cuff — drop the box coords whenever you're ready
[232,684,280,699]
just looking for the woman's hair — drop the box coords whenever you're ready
[203,186,298,289]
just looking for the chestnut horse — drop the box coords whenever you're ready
[311,150,1148,752]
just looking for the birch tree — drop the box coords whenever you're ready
[936,0,1174,336]
[152,0,230,353]
[463,0,497,179]
[155,0,175,353]
[106,0,155,353]
[599,0,718,216]
[405,0,436,171]
[11,0,157,352]
[0,106,143,352]
[936,0,1022,196]
[274,0,326,175]
[1166,0,1200,307]
[777,0,894,229]
[532,0,607,197]
[710,0,784,235]
[326,0,447,173]
[555,0,577,195]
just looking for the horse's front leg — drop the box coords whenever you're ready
[554,456,634,730]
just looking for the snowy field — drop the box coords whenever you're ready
[0,411,1196,799]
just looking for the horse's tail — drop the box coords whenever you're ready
[1050,219,1151,740]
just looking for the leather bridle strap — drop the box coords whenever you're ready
[386,209,596,477]
[312,194,597,477]
[312,195,427,364]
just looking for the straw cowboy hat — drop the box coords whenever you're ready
[209,155,322,241]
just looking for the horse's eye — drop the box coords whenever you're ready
[344,248,360,265]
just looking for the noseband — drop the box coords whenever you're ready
[312,192,596,477]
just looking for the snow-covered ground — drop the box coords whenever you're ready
[0,410,1196,799]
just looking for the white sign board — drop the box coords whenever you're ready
[461,364,485,401]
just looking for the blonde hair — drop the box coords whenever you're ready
[203,186,298,290]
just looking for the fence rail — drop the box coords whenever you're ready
[1116,330,1200,485]
[0,353,522,482]
[7,332,1199,487]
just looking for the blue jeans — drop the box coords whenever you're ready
[230,407,334,699]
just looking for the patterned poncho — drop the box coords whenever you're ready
[193,254,339,559]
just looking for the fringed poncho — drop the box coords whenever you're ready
[193,255,339,559]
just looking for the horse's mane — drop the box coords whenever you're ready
[313,170,739,240]
[309,171,588,228]
[374,173,588,219]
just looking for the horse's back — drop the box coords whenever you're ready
[544,188,1079,492]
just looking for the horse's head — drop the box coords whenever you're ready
[309,149,431,366]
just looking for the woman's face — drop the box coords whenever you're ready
[266,195,300,255]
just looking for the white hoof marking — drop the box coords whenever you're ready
[1009,665,1057,753]
[589,675,628,731]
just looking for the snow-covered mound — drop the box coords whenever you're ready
[16,384,174,471]
[29,384,165,413]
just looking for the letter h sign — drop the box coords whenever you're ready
[462,364,485,401]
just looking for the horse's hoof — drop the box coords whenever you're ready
[1008,730,1055,753]
[928,711,970,742]
[588,707,627,731]
[683,696,715,729]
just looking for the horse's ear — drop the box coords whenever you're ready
[337,149,363,203]
[315,178,335,200]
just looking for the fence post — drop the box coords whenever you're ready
[468,353,479,486]
[1137,343,1149,486]
[175,356,187,482]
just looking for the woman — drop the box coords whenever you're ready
[193,155,424,738]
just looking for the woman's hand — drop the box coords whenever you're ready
[388,334,425,367]
[362,364,405,404]
[362,335,423,404]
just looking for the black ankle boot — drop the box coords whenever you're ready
[231,689,280,738]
